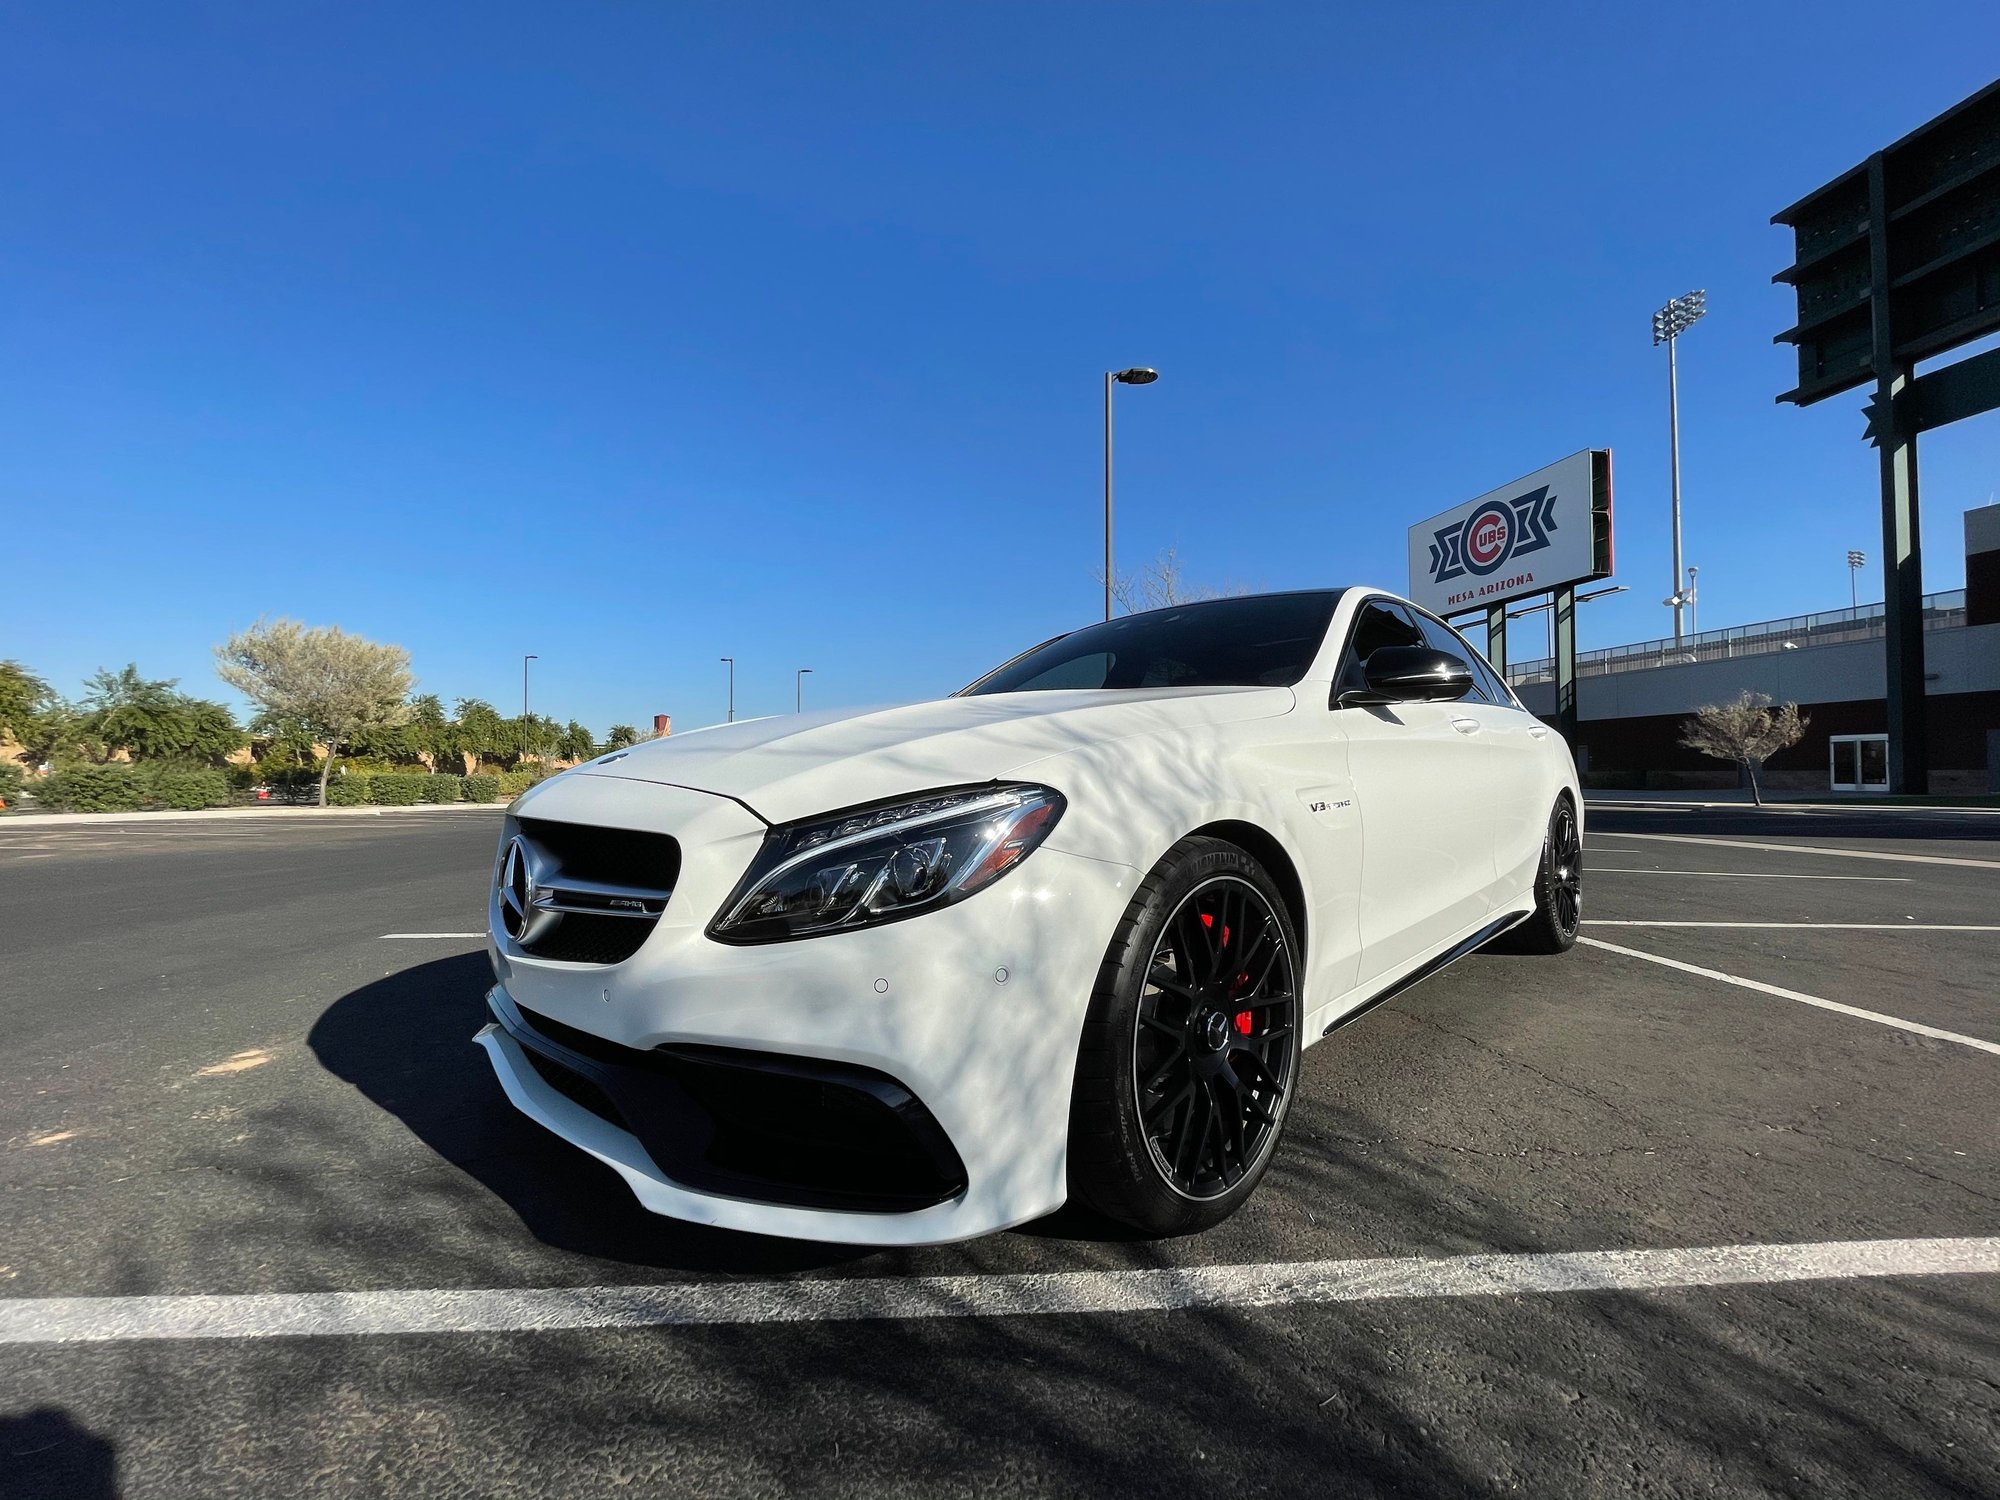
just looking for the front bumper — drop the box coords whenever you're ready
[484,985,968,1212]
[477,772,1139,1245]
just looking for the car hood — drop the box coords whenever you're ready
[559,686,1295,825]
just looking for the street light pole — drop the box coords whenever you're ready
[1653,291,1706,643]
[1668,332,1684,640]
[1103,367,1159,620]
[720,657,734,723]
[796,667,813,713]
[522,655,537,719]
[1103,373,1112,621]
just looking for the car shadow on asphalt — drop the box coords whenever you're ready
[307,953,858,1277]
[0,1407,118,1499]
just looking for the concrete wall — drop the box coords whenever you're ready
[1515,622,2000,775]
[1518,622,2000,719]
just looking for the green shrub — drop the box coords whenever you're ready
[325,775,373,806]
[0,762,22,809]
[461,773,501,804]
[35,763,234,812]
[422,773,463,804]
[496,767,551,799]
[145,766,230,810]
[370,773,428,806]
[37,763,149,812]
[328,755,400,775]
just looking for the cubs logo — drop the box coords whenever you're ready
[1428,484,1557,583]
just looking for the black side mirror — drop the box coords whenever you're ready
[1340,645,1474,706]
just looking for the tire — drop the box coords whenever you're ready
[1067,836,1304,1236]
[1496,797,1582,955]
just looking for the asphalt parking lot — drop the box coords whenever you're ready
[2,803,1996,1498]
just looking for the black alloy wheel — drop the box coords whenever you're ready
[1494,796,1582,955]
[1135,875,1297,1199]
[1067,836,1305,1235]
[1549,799,1582,937]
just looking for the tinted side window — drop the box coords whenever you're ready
[1413,612,1513,707]
[1337,599,1424,694]
[1006,652,1113,691]
[1471,652,1517,708]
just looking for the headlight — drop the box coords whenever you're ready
[708,783,1066,944]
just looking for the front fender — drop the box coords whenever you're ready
[1009,711,1362,1017]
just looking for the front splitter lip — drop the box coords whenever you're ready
[474,987,1041,1247]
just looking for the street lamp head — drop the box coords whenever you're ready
[1111,367,1159,385]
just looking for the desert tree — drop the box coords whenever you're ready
[215,620,413,806]
[452,699,510,770]
[80,664,245,764]
[556,719,597,763]
[1679,691,1808,807]
[603,724,641,751]
[0,660,86,765]
[0,661,55,740]
[517,712,561,765]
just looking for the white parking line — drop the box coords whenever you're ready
[3,1236,1995,1345]
[1591,831,2000,871]
[1580,937,2000,1056]
[1588,922,2000,930]
[380,932,485,940]
[1591,871,1911,882]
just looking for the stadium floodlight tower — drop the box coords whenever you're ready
[1652,290,1706,643]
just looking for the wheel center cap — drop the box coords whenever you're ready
[1199,1011,1231,1052]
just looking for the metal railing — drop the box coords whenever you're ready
[1504,590,1967,687]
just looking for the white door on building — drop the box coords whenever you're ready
[1829,734,1889,792]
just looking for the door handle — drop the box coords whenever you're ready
[1528,727,1549,739]
[1451,717,1481,736]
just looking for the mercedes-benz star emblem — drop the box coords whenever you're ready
[499,835,561,947]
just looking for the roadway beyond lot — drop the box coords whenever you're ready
[2,804,1996,1498]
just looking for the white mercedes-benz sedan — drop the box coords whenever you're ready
[476,588,1581,1245]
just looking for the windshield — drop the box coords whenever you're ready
[963,591,1343,695]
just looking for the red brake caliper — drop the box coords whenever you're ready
[1200,913,1254,1034]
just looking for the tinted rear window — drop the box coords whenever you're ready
[964,592,1343,695]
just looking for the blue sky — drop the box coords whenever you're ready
[4,3,1996,732]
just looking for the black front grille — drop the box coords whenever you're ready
[519,818,681,889]
[505,1003,967,1214]
[502,817,679,966]
[520,914,656,966]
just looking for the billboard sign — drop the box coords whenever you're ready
[1773,79,2000,407]
[1406,449,1612,616]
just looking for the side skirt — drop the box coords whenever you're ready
[1321,910,1533,1038]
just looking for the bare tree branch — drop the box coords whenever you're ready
[1096,546,1253,614]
